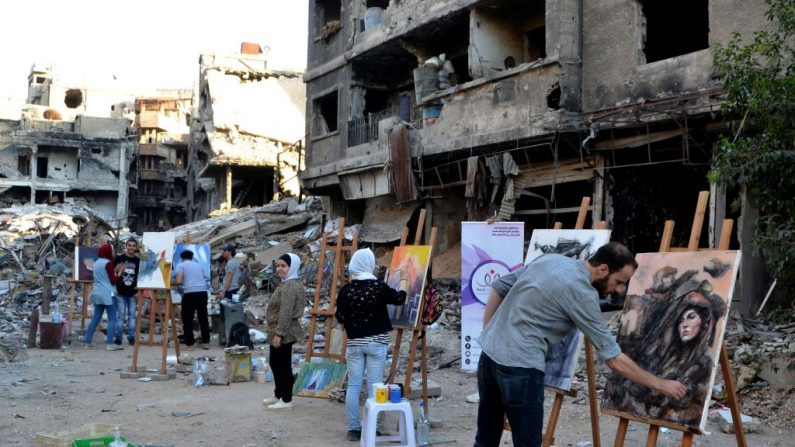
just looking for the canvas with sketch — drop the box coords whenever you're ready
[385,245,432,328]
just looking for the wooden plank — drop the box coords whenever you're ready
[721,343,748,447]
[687,191,709,251]
[659,221,675,252]
[575,197,591,229]
[543,394,565,447]
[646,425,660,447]
[614,418,629,447]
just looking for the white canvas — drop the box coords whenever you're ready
[137,232,176,289]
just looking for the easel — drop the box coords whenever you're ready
[304,217,360,363]
[385,209,438,414]
[610,191,747,447]
[67,234,95,342]
[537,197,605,447]
[127,289,180,378]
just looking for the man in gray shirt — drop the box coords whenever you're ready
[173,249,211,349]
[475,242,686,447]
[220,243,241,300]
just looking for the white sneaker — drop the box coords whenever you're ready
[105,344,123,351]
[268,400,293,409]
[262,397,279,405]
[465,392,480,403]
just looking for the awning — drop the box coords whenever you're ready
[359,197,417,243]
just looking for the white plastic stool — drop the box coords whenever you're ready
[360,397,416,447]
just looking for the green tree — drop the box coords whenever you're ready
[711,0,795,280]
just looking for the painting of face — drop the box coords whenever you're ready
[601,250,741,432]
[678,308,702,343]
[74,246,99,282]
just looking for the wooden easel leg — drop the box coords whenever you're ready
[160,296,170,375]
[645,425,659,447]
[421,328,429,410]
[403,329,421,394]
[614,418,629,447]
[543,394,564,447]
[387,328,404,384]
[148,292,156,344]
[81,287,89,330]
[131,294,144,371]
[720,342,748,447]
[585,340,602,447]
[172,304,180,358]
[67,282,76,342]
[681,432,694,447]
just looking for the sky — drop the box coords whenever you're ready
[0,0,308,100]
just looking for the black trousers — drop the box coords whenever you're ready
[269,342,295,403]
[181,291,210,345]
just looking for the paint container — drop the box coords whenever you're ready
[374,383,388,403]
[255,370,266,384]
[389,384,401,403]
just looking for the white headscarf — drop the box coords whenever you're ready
[349,248,377,281]
[283,253,301,281]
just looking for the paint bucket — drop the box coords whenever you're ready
[364,7,383,30]
[389,384,401,403]
[255,370,266,384]
[374,383,388,403]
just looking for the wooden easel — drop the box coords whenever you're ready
[128,289,180,377]
[539,197,605,447]
[610,191,747,447]
[385,209,438,413]
[304,217,360,362]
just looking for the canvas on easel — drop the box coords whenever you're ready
[137,232,176,289]
[172,243,211,284]
[74,246,99,282]
[525,228,612,392]
[601,250,741,432]
[386,245,432,328]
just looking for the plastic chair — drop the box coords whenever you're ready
[360,397,417,447]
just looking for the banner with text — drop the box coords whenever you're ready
[460,222,524,371]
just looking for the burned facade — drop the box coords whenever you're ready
[300,0,770,309]
[0,66,136,224]
[132,92,192,230]
[191,51,306,219]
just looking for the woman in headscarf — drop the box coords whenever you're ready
[335,248,408,442]
[83,243,123,351]
[263,253,304,409]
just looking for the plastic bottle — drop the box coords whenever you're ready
[109,426,128,447]
[416,401,430,446]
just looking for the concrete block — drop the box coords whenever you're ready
[714,410,759,434]
[407,379,441,398]
[148,371,177,381]
[120,371,146,379]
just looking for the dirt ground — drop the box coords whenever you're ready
[3,337,794,447]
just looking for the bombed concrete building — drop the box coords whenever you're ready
[132,91,193,231]
[299,0,771,308]
[0,66,136,224]
[190,50,306,219]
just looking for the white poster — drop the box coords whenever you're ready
[460,222,524,371]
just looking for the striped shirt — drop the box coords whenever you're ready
[347,332,390,346]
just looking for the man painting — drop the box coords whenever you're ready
[474,242,686,447]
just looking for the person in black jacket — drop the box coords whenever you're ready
[336,248,407,442]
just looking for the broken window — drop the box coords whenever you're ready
[470,2,546,78]
[36,157,48,178]
[36,77,45,84]
[318,0,341,24]
[18,154,30,176]
[312,91,339,136]
[641,0,709,63]
[64,89,83,109]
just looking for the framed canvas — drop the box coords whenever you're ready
[137,232,176,289]
[293,362,348,398]
[601,250,741,432]
[526,229,612,392]
[74,246,99,282]
[385,245,432,328]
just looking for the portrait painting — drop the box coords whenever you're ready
[74,246,99,282]
[601,250,741,432]
[137,232,176,289]
[293,362,348,398]
[385,245,432,328]
[525,229,611,391]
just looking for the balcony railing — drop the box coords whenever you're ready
[346,106,399,148]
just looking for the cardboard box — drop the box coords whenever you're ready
[225,351,252,382]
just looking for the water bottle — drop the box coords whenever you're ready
[416,401,430,446]
[109,426,128,447]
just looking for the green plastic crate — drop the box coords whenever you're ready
[35,423,116,447]
[72,436,137,447]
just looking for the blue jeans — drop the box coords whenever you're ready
[83,303,117,345]
[114,295,137,340]
[345,342,388,431]
[474,353,545,447]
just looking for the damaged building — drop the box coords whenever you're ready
[191,48,306,219]
[299,0,771,310]
[132,91,193,231]
[0,66,136,224]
